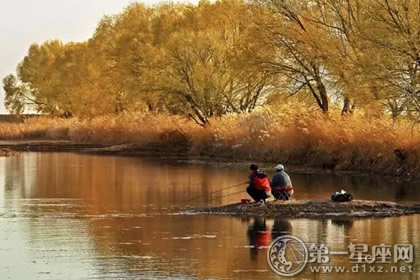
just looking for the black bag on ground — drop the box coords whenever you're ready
[331,191,353,202]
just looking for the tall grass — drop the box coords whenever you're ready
[0,107,418,177]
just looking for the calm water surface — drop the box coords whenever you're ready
[0,153,419,280]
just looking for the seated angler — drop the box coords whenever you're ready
[270,164,294,201]
[247,164,272,203]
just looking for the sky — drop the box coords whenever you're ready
[0,0,198,114]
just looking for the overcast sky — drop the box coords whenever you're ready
[0,0,198,114]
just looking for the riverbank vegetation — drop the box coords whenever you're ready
[1,0,419,177]
[0,108,418,177]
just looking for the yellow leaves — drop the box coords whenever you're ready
[4,0,419,124]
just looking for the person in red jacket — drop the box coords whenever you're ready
[247,164,272,203]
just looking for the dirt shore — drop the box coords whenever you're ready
[0,140,105,152]
[0,148,17,157]
[193,200,420,218]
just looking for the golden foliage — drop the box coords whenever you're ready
[4,0,419,123]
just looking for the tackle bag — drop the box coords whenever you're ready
[331,190,353,202]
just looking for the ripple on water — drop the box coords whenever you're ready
[168,234,217,240]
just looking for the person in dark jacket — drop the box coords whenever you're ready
[270,164,294,200]
[247,164,271,203]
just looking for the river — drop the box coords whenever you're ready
[0,152,419,279]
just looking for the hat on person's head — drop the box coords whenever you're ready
[250,164,259,171]
[275,164,284,171]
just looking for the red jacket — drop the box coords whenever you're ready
[250,171,271,191]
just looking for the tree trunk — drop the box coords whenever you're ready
[318,82,329,112]
[342,97,355,115]
[312,65,329,112]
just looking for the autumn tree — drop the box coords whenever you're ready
[3,74,36,115]
[250,0,332,112]
[356,0,420,121]
[3,0,419,124]
[149,1,272,125]
[89,4,156,114]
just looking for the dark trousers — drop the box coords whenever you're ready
[272,190,291,201]
[247,187,269,202]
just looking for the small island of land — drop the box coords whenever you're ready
[195,200,420,218]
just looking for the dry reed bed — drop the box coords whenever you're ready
[0,108,418,178]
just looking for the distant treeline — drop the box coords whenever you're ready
[3,0,420,125]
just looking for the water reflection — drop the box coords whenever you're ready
[331,218,354,228]
[247,217,271,259]
[245,217,293,261]
[272,218,292,241]
[0,153,419,280]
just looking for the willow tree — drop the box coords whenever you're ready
[14,41,66,115]
[88,4,156,114]
[198,0,275,114]
[156,29,269,126]
[302,0,364,114]
[3,74,35,115]
[152,0,273,125]
[250,0,332,113]
[356,0,420,121]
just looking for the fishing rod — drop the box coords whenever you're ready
[184,181,248,203]
[207,189,245,202]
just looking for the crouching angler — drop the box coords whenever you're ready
[270,164,293,201]
[247,164,272,203]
